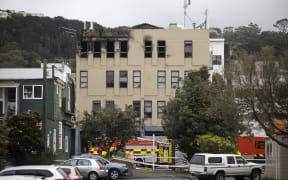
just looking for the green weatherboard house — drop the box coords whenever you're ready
[0,63,75,159]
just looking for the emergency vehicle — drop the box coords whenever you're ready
[237,136,265,163]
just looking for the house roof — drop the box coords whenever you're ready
[0,63,71,82]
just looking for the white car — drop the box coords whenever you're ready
[189,153,265,180]
[0,165,69,180]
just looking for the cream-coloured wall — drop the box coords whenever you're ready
[76,28,209,127]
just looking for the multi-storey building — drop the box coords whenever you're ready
[0,63,75,159]
[76,23,209,136]
[209,38,224,81]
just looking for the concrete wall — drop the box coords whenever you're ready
[76,28,209,128]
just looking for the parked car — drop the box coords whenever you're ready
[63,158,108,180]
[0,175,45,180]
[189,153,265,180]
[77,153,128,180]
[0,165,69,180]
[60,166,83,180]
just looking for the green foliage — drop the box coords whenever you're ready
[0,49,41,67]
[0,121,8,156]
[162,67,245,160]
[196,134,237,154]
[273,18,288,33]
[6,111,45,164]
[80,106,141,157]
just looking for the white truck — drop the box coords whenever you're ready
[189,153,265,180]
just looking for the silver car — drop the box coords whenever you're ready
[0,165,69,180]
[78,154,129,180]
[63,158,108,180]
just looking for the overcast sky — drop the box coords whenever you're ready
[1,0,288,31]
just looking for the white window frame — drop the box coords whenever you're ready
[58,122,63,150]
[53,129,57,153]
[59,86,62,108]
[67,86,71,111]
[23,85,43,99]
[65,136,69,153]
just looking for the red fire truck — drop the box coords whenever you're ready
[237,136,265,163]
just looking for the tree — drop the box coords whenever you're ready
[0,121,8,156]
[80,106,141,157]
[196,134,237,154]
[162,67,245,160]
[210,27,222,38]
[273,18,288,33]
[234,46,288,149]
[6,112,45,164]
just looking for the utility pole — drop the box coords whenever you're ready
[42,59,47,151]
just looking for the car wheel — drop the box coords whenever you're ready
[109,169,120,180]
[214,172,225,180]
[88,172,98,180]
[250,170,261,180]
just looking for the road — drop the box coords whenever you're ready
[126,177,236,180]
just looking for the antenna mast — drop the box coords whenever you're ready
[183,0,190,28]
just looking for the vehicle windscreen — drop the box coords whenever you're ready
[190,155,205,165]
[57,168,69,179]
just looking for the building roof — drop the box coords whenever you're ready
[131,23,163,29]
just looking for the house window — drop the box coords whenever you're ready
[157,101,165,119]
[106,101,115,112]
[106,71,114,88]
[212,55,222,65]
[65,136,69,153]
[23,85,43,99]
[67,86,71,111]
[119,71,128,88]
[94,41,101,58]
[158,71,166,88]
[171,71,179,88]
[92,100,101,113]
[184,41,193,58]
[59,86,62,108]
[80,71,88,88]
[133,101,141,118]
[58,122,63,150]
[120,40,128,58]
[158,40,166,58]
[133,71,141,88]
[144,101,152,118]
[144,40,152,58]
[107,40,114,58]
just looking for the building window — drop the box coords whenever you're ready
[158,40,166,58]
[212,55,222,65]
[120,40,128,58]
[94,41,101,58]
[119,71,128,88]
[184,41,193,58]
[80,41,88,58]
[92,100,101,113]
[58,122,63,150]
[106,71,114,88]
[23,85,43,99]
[133,101,141,118]
[80,71,88,88]
[157,101,165,119]
[158,71,166,88]
[107,40,114,58]
[133,71,141,88]
[106,101,115,112]
[144,101,152,118]
[144,40,152,58]
[171,71,179,88]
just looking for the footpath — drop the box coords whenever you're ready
[127,168,192,179]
